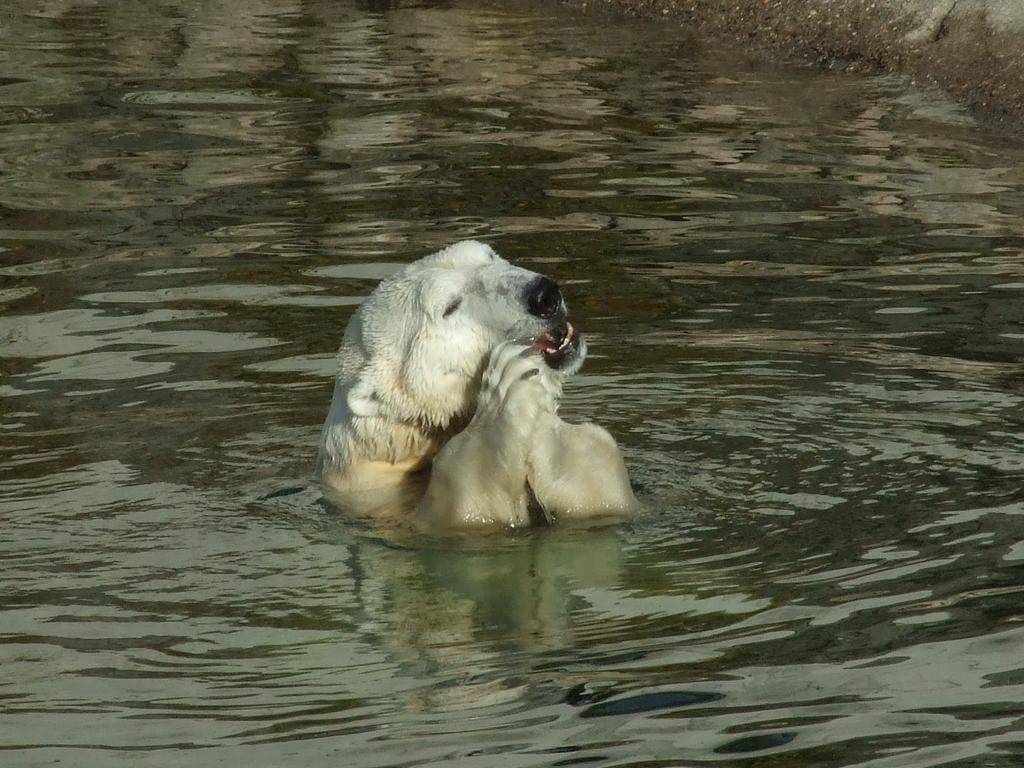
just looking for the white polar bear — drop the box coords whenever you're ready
[315,240,637,528]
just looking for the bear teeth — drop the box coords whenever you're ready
[534,322,574,355]
[560,322,575,350]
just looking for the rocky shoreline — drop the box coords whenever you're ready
[560,0,1024,126]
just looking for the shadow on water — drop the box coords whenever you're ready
[3,0,1024,765]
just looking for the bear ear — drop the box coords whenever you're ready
[346,378,382,418]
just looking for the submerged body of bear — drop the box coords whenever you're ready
[315,240,636,528]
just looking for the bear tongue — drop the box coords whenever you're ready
[533,332,559,353]
[533,322,572,354]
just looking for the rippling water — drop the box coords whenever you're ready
[4,0,1024,765]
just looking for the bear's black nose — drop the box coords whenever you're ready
[526,275,562,319]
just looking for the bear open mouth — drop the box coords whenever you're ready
[533,321,578,368]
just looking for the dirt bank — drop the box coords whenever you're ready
[560,0,1024,126]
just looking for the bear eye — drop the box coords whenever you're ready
[443,297,463,318]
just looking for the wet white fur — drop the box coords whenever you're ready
[316,240,636,527]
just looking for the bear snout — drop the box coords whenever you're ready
[524,275,563,319]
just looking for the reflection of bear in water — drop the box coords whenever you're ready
[316,240,636,528]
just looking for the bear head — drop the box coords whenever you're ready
[336,240,585,431]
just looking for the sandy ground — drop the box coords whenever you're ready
[559,0,1024,127]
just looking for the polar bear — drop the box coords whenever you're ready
[315,240,637,528]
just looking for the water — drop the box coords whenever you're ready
[3,0,1024,765]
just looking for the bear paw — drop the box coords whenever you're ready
[472,341,559,439]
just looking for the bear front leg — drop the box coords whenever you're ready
[527,415,638,522]
[418,343,557,528]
